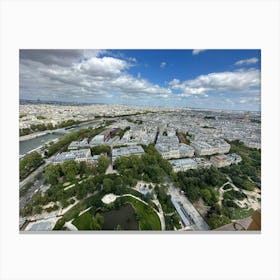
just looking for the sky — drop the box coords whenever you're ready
[19,49,261,111]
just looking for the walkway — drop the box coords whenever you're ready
[168,185,209,231]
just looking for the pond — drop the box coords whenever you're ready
[101,203,139,230]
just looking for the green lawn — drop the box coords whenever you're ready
[63,202,89,221]
[229,207,254,220]
[72,211,94,230]
[120,196,161,230]
[61,189,161,230]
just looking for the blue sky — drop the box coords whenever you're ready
[20,49,261,111]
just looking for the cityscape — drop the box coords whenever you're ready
[19,49,261,231]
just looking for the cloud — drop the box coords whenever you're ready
[19,49,261,110]
[169,69,260,96]
[73,56,130,77]
[235,57,259,66]
[160,62,166,69]
[168,79,180,87]
[192,49,206,55]
[20,50,172,103]
[128,57,137,63]
[20,49,105,67]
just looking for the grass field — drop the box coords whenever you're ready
[72,211,93,230]
[229,207,254,220]
[120,196,161,230]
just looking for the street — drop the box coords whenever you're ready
[168,184,209,231]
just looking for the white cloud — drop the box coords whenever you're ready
[169,69,260,96]
[235,57,259,66]
[73,56,129,77]
[128,57,137,63]
[168,79,180,87]
[19,50,261,111]
[21,52,172,102]
[160,62,167,69]
[192,49,206,55]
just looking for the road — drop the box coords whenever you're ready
[19,156,55,189]
[168,185,209,231]
[20,177,45,209]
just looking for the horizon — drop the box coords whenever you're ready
[20,49,261,111]
[19,98,260,113]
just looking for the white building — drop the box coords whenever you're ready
[169,158,197,172]
[210,153,242,168]
[112,145,145,162]
[68,138,89,149]
[156,133,179,144]
[53,148,92,163]
[155,143,194,159]
[194,157,212,168]
[190,139,230,156]
[190,141,216,156]
[90,135,105,146]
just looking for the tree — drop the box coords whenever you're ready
[207,213,231,229]
[53,217,66,230]
[92,213,104,230]
[103,178,113,193]
[95,213,104,226]
[97,155,110,174]
[91,145,111,155]
[242,179,255,191]
[61,160,79,181]
[20,151,43,179]
[34,205,42,214]
[201,189,212,205]
[45,164,61,185]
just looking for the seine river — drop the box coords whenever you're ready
[19,120,102,155]
[19,132,63,155]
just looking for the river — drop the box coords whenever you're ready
[19,120,102,155]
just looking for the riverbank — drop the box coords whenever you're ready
[20,131,50,141]
[20,134,61,156]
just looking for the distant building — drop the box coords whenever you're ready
[90,135,105,146]
[210,153,242,168]
[169,158,197,172]
[112,145,145,162]
[190,139,230,156]
[53,148,92,163]
[194,157,212,168]
[155,143,194,159]
[243,141,261,150]
[156,130,179,144]
[190,141,215,156]
[68,138,89,149]
[109,127,122,138]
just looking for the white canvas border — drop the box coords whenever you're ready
[0,0,280,280]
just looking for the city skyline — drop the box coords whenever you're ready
[20,49,261,111]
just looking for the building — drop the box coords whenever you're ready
[155,143,194,159]
[109,127,122,138]
[210,153,242,168]
[53,148,92,163]
[194,157,212,168]
[190,141,215,156]
[169,158,197,172]
[90,135,105,146]
[190,139,230,156]
[68,138,89,149]
[156,131,179,144]
[112,145,145,162]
